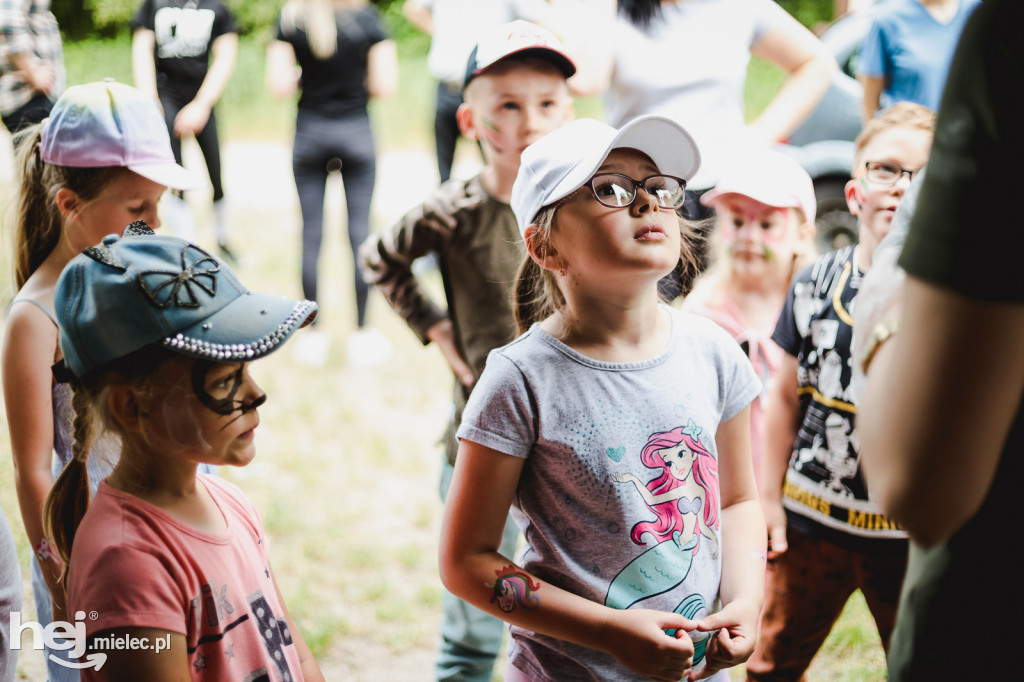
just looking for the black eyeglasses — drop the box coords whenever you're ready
[582,173,687,209]
[863,161,919,186]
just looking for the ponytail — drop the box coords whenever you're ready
[43,385,95,586]
[513,205,564,335]
[13,125,59,289]
[11,124,126,290]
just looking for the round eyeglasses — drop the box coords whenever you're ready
[863,161,919,186]
[584,173,687,209]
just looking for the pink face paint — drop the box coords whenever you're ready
[480,117,504,148]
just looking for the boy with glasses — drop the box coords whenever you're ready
[359,21,575,682]
[746,102,935,681]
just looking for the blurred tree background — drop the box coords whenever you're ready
[52,0,838,42]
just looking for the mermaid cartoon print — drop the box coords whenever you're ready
[610,420,721,662]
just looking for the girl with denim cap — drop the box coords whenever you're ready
[2,79,204,681]
[41,223,323,680]
[439,116,767,681]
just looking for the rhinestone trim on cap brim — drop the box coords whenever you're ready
[160,300,317,361]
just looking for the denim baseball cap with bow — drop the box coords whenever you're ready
[54,222,317,380]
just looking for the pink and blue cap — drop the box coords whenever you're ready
[40,79,204,191]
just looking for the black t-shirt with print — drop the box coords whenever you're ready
[274,5,388,119]
[131,0,237,101]
[773,246,905,552]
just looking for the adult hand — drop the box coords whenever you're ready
[27,63,56,96]
[602,608,697,682]
[689,599,760,680]
[426,319,474,387]
[173,101,212,137]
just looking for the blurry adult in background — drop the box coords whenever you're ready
[0,0,63,137]
[857,0,978,123]
[266,0,398,368]
[131,0,239,258]
[571,0,835,298]
[856,1,1024,679]
[403,0,520,184]
[0,508,20,682]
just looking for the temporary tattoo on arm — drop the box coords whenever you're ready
[488,565,541,613]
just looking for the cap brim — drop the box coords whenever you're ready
[129,161,208,191]
[162,293,318,362]
[547,115,702,208]
[468,44,581,89]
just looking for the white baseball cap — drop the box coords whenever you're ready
[510,115,701,236]
[464,20,576,89]
[700,148,816,223]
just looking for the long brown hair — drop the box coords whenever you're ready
[11,124,125,289]
[513,203,705,334]
[42,345,173,585]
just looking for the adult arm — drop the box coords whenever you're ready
[0,4,56,95]
[692,407,765,680]
[131,28,160,102]
[264,40,300,100]
[858,74,885,124]
[748,10,836,143]
[758,352,800,557]
[173,32,238,137]
[1,305,66,620]
[402,0,433,35]
[365,39,398,100]
[439,439,698,682]
[859,276,1024,547]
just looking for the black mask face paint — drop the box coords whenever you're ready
[191,360,267,416]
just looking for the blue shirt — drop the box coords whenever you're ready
[858,0,979,113]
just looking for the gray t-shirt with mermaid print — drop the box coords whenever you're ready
[458,306,761,682]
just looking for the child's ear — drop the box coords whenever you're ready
[524,225,564,272]
[844,178,863,217]
[55,188,80,220]
[108,385,143,432]
[456,103,477,140]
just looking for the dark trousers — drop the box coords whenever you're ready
[2,92,53,140]
[745,527,907,681]
[434,81,464,183]
[292,110,376,327]
[160,91,225,201]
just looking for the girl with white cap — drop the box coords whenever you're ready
[440,115,767,681]
[2,79,205,680]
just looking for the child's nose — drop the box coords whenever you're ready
[631,186,660,214]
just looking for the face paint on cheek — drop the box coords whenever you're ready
[479,117,504,149]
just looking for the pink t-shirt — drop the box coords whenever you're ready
[69,474,305,681]
[683,291,783,483]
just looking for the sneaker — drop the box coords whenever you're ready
[346,327,394,368]
[292,329,330,368]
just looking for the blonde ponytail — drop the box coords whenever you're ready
[43,385,96,585]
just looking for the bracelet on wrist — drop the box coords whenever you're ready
[860,318,900,375]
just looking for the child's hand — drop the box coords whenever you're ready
[688,599,760,681]
[761,496,788,557]
[602,608,697,682]
[427,319,475,387]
